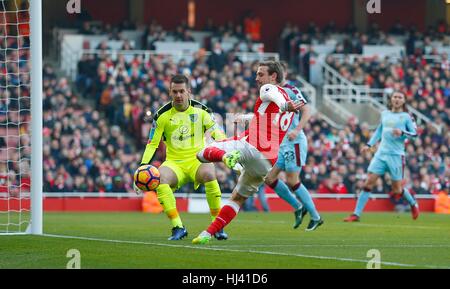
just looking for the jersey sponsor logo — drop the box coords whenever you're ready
[179,125,189,134]
[173,133,194,142]
[385,120,395,127]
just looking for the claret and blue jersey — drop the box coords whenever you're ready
[367,110,417,181]
[274,83,308,172]
[281,83,308,146]
[368,110,417,156]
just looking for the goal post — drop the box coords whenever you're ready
[29,0,43,235]
[0,0,42,235]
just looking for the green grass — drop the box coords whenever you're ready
[1,212,449,269]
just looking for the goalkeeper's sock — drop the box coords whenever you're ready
[198,147,226,163]
[268,179,302,210]
[206,201,240,235]
[204,180,222,221]
[354,189,371,217]
[402,188,417,206]
[292,183,321,221]
[157,184,183,228]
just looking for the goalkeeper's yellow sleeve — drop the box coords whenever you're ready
[210,128,226,141]
[203,112,226,141]
[141,119,164,165]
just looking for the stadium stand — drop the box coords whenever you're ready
[2,17,448,196]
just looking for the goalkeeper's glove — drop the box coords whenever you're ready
[133,182,144,196]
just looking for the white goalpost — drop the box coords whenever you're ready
[0,0,42,235]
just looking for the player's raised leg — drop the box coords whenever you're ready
[344,173,379,222]
[157,165,188,240]
[197,141,242,169]
[196,163,229,240]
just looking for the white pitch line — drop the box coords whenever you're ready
[213,244,450,248]
[41,234,449,269]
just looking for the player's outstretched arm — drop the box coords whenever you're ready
[367,123,382,148]
[288,104,311,140]
[140,118,164,165]
[260,84,304,112]
[204,112,227,141]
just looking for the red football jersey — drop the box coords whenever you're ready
[241,85,295,164]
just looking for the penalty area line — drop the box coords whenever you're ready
[41,233,447,269]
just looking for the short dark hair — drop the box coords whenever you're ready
[259,61,284,84]
[170,74,190,89]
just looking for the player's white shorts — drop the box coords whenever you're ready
[203,139,272,198]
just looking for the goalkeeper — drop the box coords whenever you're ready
[135,74,228,241]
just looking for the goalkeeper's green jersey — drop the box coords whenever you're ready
[141,99,226,164]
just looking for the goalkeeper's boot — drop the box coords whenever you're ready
[214,229,228,240]
[343,214,360,222]
[168,226,188,241]
[192,231,212,245]
[223,150,241,169]
[411,203,420,220]
[293,205,308,229]
[305,218,324,231]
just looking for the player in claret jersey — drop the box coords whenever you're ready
[263,63,323,231]
[344,91,420,222]
[192,61,304,244]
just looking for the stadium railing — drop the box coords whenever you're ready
[320,58,443,133]
[296,75,316,112]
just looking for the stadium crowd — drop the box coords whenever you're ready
[281,21,450,73]
[1,14,448,196]
[72,36,449,195]
[321,52,450,195]
[42,64,142,193]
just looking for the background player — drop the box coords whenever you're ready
[192,61,304,244]
[344,91,420,222]
[263,63,323,231]
[136,74,229,240]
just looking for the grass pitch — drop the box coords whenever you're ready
[1,212,449,269]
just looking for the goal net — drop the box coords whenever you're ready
[0,0,41,235]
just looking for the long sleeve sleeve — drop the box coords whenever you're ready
[203,112,227,141]
[367,123,383,147]
[259,84,288,111]
[402,115,418,140]
[140,118,164,165]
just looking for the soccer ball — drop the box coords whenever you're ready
[134,165,160,191]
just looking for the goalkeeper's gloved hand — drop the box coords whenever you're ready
[133,182,144,196]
